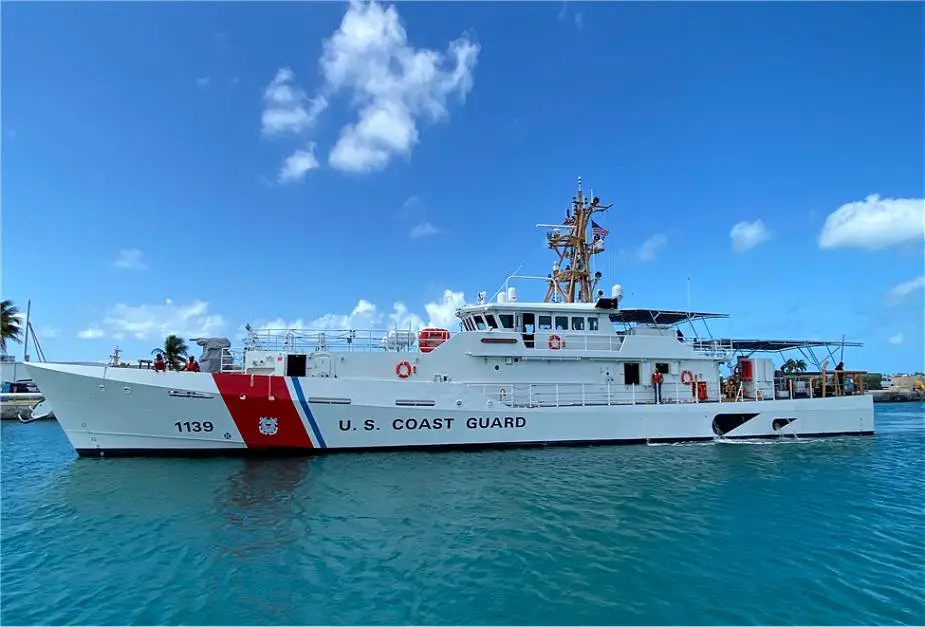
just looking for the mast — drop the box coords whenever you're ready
[543,176,613,303]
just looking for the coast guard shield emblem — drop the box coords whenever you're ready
[258,416,279,436]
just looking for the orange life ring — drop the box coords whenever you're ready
[395,360,413,379]
[547,335,562,350]
[681,370,695,385]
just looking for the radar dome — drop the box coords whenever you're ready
[611,284,624,300]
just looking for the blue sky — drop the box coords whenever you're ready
[2,0,923,373]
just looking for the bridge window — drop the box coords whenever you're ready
[538,315,552,330]
[486,315,499,329]
[572,317,585,331]
[555,316,568,330]
[473,315,487,330]
[588,317,599,331]
[463,317,475,331]
[499,314,514,329]
[522,313,535,334]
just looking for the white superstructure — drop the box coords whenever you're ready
[24,178,874,456]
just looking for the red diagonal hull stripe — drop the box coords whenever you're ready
[213,373,314,449]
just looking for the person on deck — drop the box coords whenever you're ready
[184,356,200,372]
[834,361,844,391]
[153,354,166,372]
[651,370,664,404]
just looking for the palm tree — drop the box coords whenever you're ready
[1,299,23,354]
[152,334,189,370]
[781,358,808,374]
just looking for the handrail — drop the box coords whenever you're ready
[465,381,724,407]
[242,328,423,353]
[225,326,734,360]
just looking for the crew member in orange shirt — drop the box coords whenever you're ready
[651,370,664,404]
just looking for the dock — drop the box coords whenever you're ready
[869,389,925,403]
[1,393,53,421]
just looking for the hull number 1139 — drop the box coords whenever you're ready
[174,421,214,433]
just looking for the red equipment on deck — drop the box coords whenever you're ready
[418,328,450,353]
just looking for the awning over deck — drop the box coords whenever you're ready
[608,308,729,326]
[695,338,863,352]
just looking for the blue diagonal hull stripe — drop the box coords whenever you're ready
[291,377,326,449]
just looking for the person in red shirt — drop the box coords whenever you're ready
[184,356,201,372]
[651,370,664,404]
[153,354,167,372]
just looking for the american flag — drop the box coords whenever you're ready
[591,219,609,238]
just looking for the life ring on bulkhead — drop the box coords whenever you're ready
[395,360,414,379]
[680,370,695,385]
[547,335,562,350]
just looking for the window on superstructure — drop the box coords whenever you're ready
[655,362,670,375]
[538,315,552,331]
[473,315,488,330]
[555,316,568,330]
[462,318,474,331]
[588,317,599,331]
[572,317,585,331]
[624,363,641,385]
[522,313,535,334]
[499,314,514,329]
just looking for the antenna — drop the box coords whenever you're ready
[542,177,613,303]
[491,263,524,302]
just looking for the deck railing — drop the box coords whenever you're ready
[232,327,735,357]
[466,381,725,407]
[242,328,420,354]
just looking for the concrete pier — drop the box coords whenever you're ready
[1,394,54,421]
[869,390,925,403]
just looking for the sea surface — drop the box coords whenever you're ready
[2,403,923,626]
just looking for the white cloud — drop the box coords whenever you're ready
[320,0,480,173]
[637,234,667,261]
[114,249,147,270]
[885,275,925,305]
[39,326,60,339]
[410,221,439,239]
[261,67,328,136]
[730,219,771,253]
[278,144,320,183]
[197,77,210,87]
[574,11,583,29]
[818,194,925,250]
[79,299,225,342]
[400,195,424,218]
[888,333,904,345]
[250,290,466,335]
[423,289,465,328]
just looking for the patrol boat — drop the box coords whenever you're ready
[24,179,874,456]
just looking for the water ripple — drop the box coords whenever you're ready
[2,405,924,625]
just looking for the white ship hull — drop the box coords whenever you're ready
[25,363,875,457]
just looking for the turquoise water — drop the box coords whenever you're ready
[2,404,923,626]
